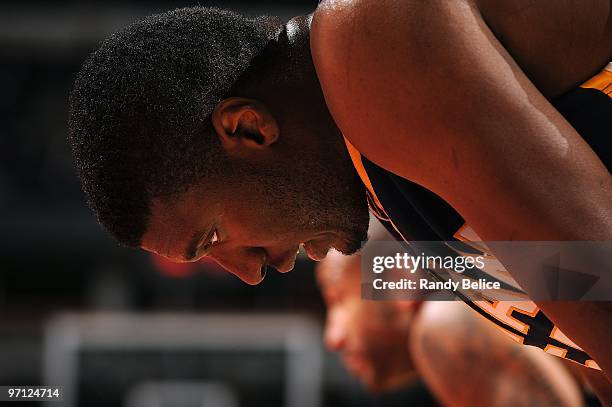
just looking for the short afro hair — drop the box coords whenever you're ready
[68,7,283,247]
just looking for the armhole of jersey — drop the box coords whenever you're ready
[580,62,611,96]
[343,137,389,220]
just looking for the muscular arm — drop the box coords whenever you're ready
[410,302,583,407]
[312,0,612,373]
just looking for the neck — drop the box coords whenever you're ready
[277,14,347,142]
[375,369,420,394]
[286,14,313,46]
[282,15,324,96]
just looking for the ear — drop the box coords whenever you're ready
[211,97,280,153]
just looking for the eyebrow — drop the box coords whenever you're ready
[184,230,207,261]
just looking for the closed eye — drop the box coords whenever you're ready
[200,230,220,253]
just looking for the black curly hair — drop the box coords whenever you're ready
[68,7,284,247]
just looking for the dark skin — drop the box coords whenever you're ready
[141,0,611,382]
[312,0,612,382]
[142,17,370,284]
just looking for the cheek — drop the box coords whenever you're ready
[220,204,277,244]
[359,305,397,337]
[221,200,302,244]
[346,302,376,339]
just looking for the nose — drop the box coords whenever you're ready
[207,246,267,285]
[324,311,347,352]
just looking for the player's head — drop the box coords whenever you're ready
[68,7,369,284]
[316,248,421,393]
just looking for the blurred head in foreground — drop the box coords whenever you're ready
[317,248,422,393]
[315,222,584,406]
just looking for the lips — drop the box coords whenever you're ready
[302,233,336,261]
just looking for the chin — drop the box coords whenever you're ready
[363,379,388,395]
[364,379,401,395]
[335,228,369,256]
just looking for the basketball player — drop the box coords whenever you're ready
[67,1,611,381]
[316,241,583,406]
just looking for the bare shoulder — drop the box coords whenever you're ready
[310,0,437,108]
[410,301,584,406]
[312,0,612,246]
[310,0,483,186]
[310,0,375,101]
[409,301,507,349]
[411,301,475,337]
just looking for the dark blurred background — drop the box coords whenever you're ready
[0,1,415,406]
